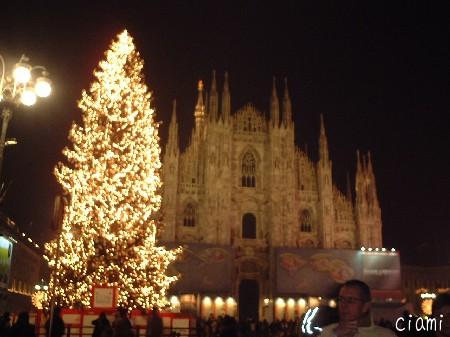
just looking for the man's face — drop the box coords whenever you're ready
[338,286,370,322]
[436,305,450,337]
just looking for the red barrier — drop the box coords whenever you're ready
[30,309,196,337]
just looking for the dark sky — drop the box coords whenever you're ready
[0,2,448,265]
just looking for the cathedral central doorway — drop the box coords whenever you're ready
[239,279,259,322]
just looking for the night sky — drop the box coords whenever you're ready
[0,2,448,265]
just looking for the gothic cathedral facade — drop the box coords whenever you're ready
[160,72,383,318]
[161,72,382,250]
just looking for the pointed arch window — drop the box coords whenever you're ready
[242,213,256,239]
[300,210,312,232]
[183,203,196,227]
[241,152,256,187]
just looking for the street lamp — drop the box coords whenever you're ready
[0,54,52,185]
[32,279,49,310]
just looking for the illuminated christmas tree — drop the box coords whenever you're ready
[45,30,181,309]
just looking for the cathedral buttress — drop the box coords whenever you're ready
[282,78,292,128]
[208,70,218,123]
[221,72,231,124]
[268,78,283,246]
[355,150,366,246]
[317,114,334,248]
[270,77,280,128]
[366,152,382,247]
[355,151,382,248]
[166,99,179,157]
[161,99,180,241]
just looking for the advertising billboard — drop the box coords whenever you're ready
[165,243,232,294]
[0,237,13,289]
[361,251,401,290]
[275,248,401,299]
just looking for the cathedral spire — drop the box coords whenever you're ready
[367,151,373,175]
[320,113,326,136]
[362,153,368,174]
[355,149,366,207]
[270,76,280,127]
[316,116,333,248]
[171,99,177,125]
[208,70,218,122]
[194,80,206,130]
[366,151,380,209]
[346,170,352,201]
[319,114,329,163]
[221,72,231,123]
[166,99,179,156]
[356,149,362,174]
[282,77,292,127]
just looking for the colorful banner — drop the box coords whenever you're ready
[0,237,13,289]
[165,243,232,294]
[275,248,401,298]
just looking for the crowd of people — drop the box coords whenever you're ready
[0,311,36,337]
[196,315,318,337]
[0,306,163,337]
[0,280,448,337]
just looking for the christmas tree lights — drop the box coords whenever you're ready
[45,30,181,309]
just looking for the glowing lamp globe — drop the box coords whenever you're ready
[35,77,52,97]
[13,63,32,84]
[21,89,37,106]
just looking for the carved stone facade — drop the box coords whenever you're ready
[160,72,383,318]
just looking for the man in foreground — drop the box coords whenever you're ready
[319,279,397,337]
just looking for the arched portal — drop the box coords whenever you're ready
[239,279,259,321]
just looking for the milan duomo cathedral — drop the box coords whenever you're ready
[160,71,385,319]
[161,71,382,250]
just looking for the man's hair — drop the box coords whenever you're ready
[433,292,450,314]
[342,279,372,302]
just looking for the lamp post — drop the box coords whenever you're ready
[0,54,52,184]
[35,279,49,292]
[32,279,49,310]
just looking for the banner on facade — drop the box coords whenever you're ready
[275,248,401,299]
[0,237,13,289]
[165,243,232,294]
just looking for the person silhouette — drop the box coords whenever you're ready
[92,312,112,337]
[147,306,163,337]
[10,312,36,337]
[44,307,65,337]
